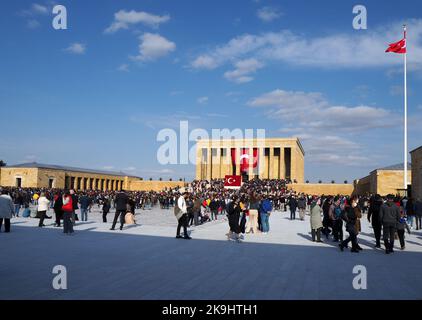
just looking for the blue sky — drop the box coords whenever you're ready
[1,0,421,182]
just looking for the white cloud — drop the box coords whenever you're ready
[191,55,219,70]
[248,88,397,166]
[190,19,422,73]
[105,10,170,33]
[20,3,49,16]
[65,43,86,55]
[117,64,130,72]
[133,33,176,62]
[257,6,282,22]
[102,166,115,170]
[170,90,184,96]
[224,58,264,83]
[197,96,209,104]
[31,3,48,15]
[248,89,393,132]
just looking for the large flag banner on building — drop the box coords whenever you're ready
[224,175,242,189]
[231,148,259,173]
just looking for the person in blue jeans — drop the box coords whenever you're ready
[79,193,92,222]
[260,198,273,234]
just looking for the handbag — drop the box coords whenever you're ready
[125,212,136,225]
[30,209,38,218]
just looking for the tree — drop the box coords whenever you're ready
[0,160,6,167]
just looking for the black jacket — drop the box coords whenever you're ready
[115,192,129,211]
[380,202,400,225]
[368,197,383,226]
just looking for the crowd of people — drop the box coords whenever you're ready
[1,178,421,255]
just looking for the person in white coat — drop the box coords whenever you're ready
[0,189,14,233]
[174,192,191,239]
[37,192,50,227]
[310,198,323,242]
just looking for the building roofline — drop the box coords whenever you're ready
[410,145,422,154]
[3,162,139,178]
[196,137,305,155]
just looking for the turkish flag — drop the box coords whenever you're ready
[231,148,259,173]
[224,175,242,188]
[386,38,406,54]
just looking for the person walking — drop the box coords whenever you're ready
[322,197,332,239]
[329,197,344,242]
[226,196,242,242]
[380,194,401,254]
[310,198,323,242]
[245,194,259,234]
[192,196,201,226]
[13,191,23,217]
[0,189,14,233]
[174,192,191,239]
[289,196,298,220]
[339,198,360,253]
[37,192,50,227]
[62,191,74,235]
[260,197,272,234]
[298,195,307,221]
[368,194,383,248]
[102,199,111,223]
[209,197,219,221]
[397,210,411,250]
[111,191,129,231]
[415,198,422,230]
[405,198,415,229]
[70,190,79,224]
[79,193,91,222]
[53,191,63,227]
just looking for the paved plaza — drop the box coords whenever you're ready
[1,206,422,300]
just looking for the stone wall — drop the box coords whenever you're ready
[411,147,422,200]
[288,183,354,196]
[0,168,39,188]
[126,179,187,192]
[376,170,412,196]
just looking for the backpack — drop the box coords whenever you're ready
[334,206,342,219]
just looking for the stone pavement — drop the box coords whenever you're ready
[1,206,422,300]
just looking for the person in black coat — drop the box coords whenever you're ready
[226,197,241,242]
[367,194,383,248]
[53,192,63,227]
[339,199,360,253]
[289,196,298,220]
[70,190,79,224]
[102,199,111,223]
[111,191,129,230]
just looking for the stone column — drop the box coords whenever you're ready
[212,148,221,179]
[269,148,274,179]
[279,148,285,180]
[291,147,297,182]
[81,177,85,191]
[235,148,241,176]
[195,147,203,180]
[206,147,212,180]
[248,147,254,179]
[258,148,265,179]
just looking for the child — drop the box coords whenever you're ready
[102,199,111,223]
[397,211,411,250]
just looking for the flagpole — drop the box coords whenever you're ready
[403,24,408,192]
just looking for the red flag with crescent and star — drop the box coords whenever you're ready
[224,175,242,188]
[386,28,407,54]
[231,148,259,173]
